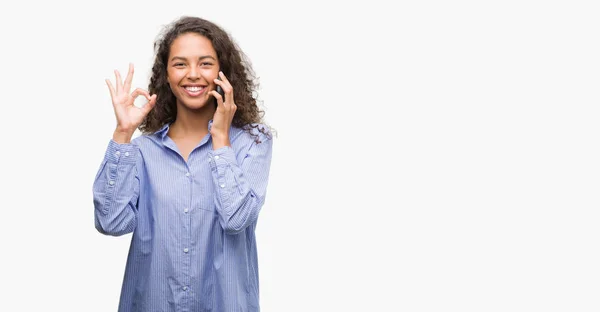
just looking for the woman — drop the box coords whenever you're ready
[93,16,273,312]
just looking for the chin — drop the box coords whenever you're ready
[174,88,216,110]
[180,99,212,110]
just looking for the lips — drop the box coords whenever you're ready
[181,85,206,97]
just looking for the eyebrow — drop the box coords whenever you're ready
[170,55,217,62]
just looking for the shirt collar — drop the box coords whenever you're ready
[154,119,215,140]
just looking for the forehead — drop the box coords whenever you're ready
[169,32,216,58]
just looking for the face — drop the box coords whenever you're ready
[167,32,220,111]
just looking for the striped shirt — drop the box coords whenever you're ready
[93,120,273,312]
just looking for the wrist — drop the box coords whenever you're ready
[113,128,134,144]
[211,135,231,150]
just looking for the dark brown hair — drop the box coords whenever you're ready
[139,16,271,141]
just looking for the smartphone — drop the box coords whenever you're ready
[216,85,224,99]
[215,76,225,104]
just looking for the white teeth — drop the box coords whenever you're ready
[184,86,203,92]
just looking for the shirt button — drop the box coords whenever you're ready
[109,181,115,185]
[183,286,188,291]
[214,155,220,160]
[183,248,189,253]
[185,172,190,177]
[184,208,189,213]
[125,152,130,157]
[220,184,225,188]
[115,151,120,157]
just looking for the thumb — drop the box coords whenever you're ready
[142,94,157,114]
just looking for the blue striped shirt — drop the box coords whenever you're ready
[93,121,273,312]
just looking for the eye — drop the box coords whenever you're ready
[174,63,185,67]
[200,62,213,67]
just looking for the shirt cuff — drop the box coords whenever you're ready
[104,139,139,164]
[208,146,237,169]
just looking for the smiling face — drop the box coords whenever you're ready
[167,32,220,111]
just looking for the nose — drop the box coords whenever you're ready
[187,65,199,80]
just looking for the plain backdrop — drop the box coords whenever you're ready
[0,0,599,311]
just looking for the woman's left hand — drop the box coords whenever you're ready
[210,71,236,149]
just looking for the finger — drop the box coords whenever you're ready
[217,71,233,93]
[210,90,223,107]
[215,74,234,103]
[105,79,116,103]
[115,70,123,93]
[123,63,134,93]
[131,88,151,100]
[214,76,223,86]
[218,71,229,83]
[142,94,157,114]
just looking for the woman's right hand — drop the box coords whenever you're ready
[106,63,157,143]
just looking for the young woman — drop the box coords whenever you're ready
[93,16,273,312]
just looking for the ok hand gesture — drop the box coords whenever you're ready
[105,63,157,143]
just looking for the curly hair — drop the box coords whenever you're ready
[139,16,271,141]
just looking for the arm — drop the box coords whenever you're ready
[209,134,273,234]
[95,63,156,236]
[92,139,140,236]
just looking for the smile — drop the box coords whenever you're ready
[182,86,206,97]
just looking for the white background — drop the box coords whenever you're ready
[0,0,599,311]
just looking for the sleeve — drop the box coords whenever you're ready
[208,134,273,235]
[92,139,140,236]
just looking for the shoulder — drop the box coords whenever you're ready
[234,123,273,143]
[229,124,273,156]
[130,132,163,150]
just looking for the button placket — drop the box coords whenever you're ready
[183,164,193,297]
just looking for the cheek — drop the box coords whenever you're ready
[167,75,180,90]
[166,70,178,84]
[201,69,218,80]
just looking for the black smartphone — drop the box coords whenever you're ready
[215,76,225,104]
[216,85,224,99]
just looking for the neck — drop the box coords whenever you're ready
[169,102,216,139]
